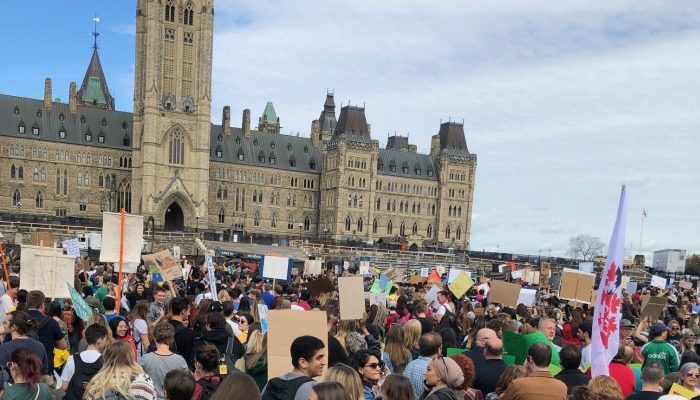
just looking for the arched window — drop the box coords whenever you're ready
[55,169,61,194]
[17,165,23,179]
[35,191,44,209]
[105,174,111,188]
[287,216,294,230]
[218,208,225,224]
[458,207,462,217]
[79,196,87,212]
[357,218,363,232]
[400,222,406,236]
[427,224,433,238]
[412,223,418,235]
[33,168,39,181]
[457,226,462,240]
[77,172,84,186]
[445,225,451,239]
[117,181,132,213]
[253,211,261,227]
[12,189,20,207]
[63,169,68,195]
[169,130,185,165]
[100,196,109,212]
[10,165,15,179]
[387,220,393,235]
[165,0,175,22]
[304,217,310,231]
[215,145,223,158]
[270,213,278,228]
[84,172,90,186]
[358,195,363,208]
[376,198,381,210]
[98,174,104,187]
[372,219,378,234]
[345,216,352,231]
[432,204,436,215]
[353,195,358,208]
[183,2,194,25]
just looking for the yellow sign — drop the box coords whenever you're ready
[448,271,474,299]
[669,383,695,399]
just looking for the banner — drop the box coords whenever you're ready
[591,186,627,377]
[258,304,269,334]
[206,256,218,301]
[99,212,144,264]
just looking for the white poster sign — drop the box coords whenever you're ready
[359,261,370,275]
[511,269,524,280]
[517,288,537,307]
[206,256,218,301]
[263,256,291,280]
[172,245,181,260]
[448,268,468,284]
[99,212,144,264]
[420,267,430,277]
[651,275,667,289]
[579,262,595,273]
[305,259,323,276]
[62,238,80,258]
[20,245,73,299]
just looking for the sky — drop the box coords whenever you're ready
[2,1,699,260]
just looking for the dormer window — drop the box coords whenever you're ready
[309,159,316,170]
[18,122,25,134]
[253,138,258,147]
[98,132,105,143]
[415,168,422,175]
[32,126,40,136]
[289,156,296,167]
[58,128,66,139]
[427,169,434,177]
[101,118,107,127]
[36,109,42,118]
[389,162,396,172]
[13,106,19,115]
[122,121,128,129]
[269,152,276,164]
[287,143,292,151]
[237,148,244,161]
[215,145,223,158]
[402,162,409,174]
[85,129,93,142]
[303,146,309,154]
[235,137,241,144]
[270,141,275,149]
[258,151,265,163]
[59,113,65,121]
[123,135,131,147]
[80,115,86,124]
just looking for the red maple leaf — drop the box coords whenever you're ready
[597,288,622,348]
[605,261,619,286]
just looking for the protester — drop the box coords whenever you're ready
[191,345,222,400]
[434,291,453,323]
[191,311,244,368]
[163,370,196,400]
[211,372,262,400]
[237,313,254,344]
[404,332,442,399]
[108,316,138,360]
[1,348,52,400]
[324,363,364,400]
[167,297,195,367]
[608,344,636,398]
[677,362,700,396]
[262,335,324,400]
[61,324,109,400]
[642,323,680,374]
[383,325,411,374]
[351,349,385,400]
[149,286,168,323]
[577,320,592,370]
[403,319,423,359]
[472,337,506,396]
[0,311,50,375]
[79,313,113,352]
[555,344,590,395]
[483,365,526,400]
[83,341,157,400]
[464,328,496,371]
[421,356,465,400]
[129,300,152,360]
[499,343,567,400]
[241,327,268,391]
[627,362,664,400]
[378,373,415,400]
[588,375,624,400]
[26,290,67,373]
[0,276,19,324]
[142,322,189,400]
[449,354,484,400]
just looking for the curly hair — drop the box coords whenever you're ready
[588,375,623,400]
[449,354,476,389]
[493,365,526,395]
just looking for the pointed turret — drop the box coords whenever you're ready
[77,48,115,110]
[258,101,280,133]
[318,92,336,140]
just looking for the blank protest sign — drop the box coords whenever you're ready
[267,310,327,379]
[262,256,291,280]
[338,276,365,320]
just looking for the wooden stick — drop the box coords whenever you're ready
[0,244,13,299]
[116,208,126,314]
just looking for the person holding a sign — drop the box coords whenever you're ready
[261,335,325,400]
[433,291,453,324]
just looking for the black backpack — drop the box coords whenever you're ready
[203,336,238,377]
[197,377,220,400]
[29,315,51,341]
[64,354,103,400]
[437,309,464,342]
[262,376,314,400]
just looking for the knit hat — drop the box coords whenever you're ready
[431,357,465,389]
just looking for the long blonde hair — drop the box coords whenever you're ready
[84,341,145,398]
[384,325,411,374]
[324,363,363,400]
[335,320,359,351]
[403,319,422,351]
[244,330,267,370]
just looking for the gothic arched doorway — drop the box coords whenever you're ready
[164,202,184,231]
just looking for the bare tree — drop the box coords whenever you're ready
[568,234,605,261]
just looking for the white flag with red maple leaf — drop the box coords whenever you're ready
[591,185,628,377]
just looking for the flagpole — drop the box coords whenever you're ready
[116,208,125,314]
[639,212,644,256]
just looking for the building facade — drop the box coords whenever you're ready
[0,0,477,249]
[652,249,686,274]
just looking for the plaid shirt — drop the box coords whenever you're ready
[403,356,431,398]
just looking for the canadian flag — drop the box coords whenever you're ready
[591,186,628,377]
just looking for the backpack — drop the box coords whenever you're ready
[196,377,220,400]
[64,354,103,400]
[203,337,237,377]
[29,315,51,341]
[262,376,314,400]
[437,309,464,342]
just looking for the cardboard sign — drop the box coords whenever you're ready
[20,245,73,299]
[679,280,693,290]
[650,275,667,289]
[669,383,695,399]
[523,269,540,285]
[62,238,80,258]
[489,281,521,307]
[100,212,144,264]
[559,268,596,304]
[369,293,387,306]
[359,261,370,275]
[448,271,474,299]
[641,296,666,319]
[307,277,335,297]
[262,256,291,281]
[267,310,327,379]
[410,275,427,284]
[539,262,551,288]
[143,250,182,281]
[420,267,430,277]
[30,232,53,247]
[517,288,537,307]
[338,277,365,320]
[305,259,324,276]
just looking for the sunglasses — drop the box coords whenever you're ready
[687,373,700,378]
[672,327,680,331]
[365,362,385,370]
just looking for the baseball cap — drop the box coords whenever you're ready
[209,301,224,313]
[649,322,669,338]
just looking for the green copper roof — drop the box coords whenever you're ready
[262,101,278,124]
[82,77,107,105]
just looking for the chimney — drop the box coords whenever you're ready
[44,78,52,110]
[430,134,440,158]
[311,120,320,148]
[242,109,251,138]
[222,106,231,135]
[69,82,77,114]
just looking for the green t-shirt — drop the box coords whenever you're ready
[0,383,52,400]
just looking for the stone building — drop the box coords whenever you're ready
[0,0,476,249]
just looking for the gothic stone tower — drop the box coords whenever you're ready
[131,0,214,230]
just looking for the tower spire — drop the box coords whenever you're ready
[92,14,100,50]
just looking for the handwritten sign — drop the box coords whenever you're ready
[448,271,474,299]
[62,238,80,258]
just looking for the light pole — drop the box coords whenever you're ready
[297,222,303,242]
[323,228,329,246]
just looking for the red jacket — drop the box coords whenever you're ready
[608,361,636,398]
[562,323,581,346]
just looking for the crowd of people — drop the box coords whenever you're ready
[0,257,698,400]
